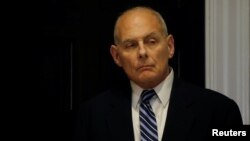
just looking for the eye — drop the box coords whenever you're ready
[146,38,157,45]
[149,39,156,44]
[124,42,137,48]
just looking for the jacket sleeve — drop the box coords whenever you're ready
[224,99,243,126]
[74,102,90,141]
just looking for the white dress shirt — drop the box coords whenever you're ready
[131,69,174,141]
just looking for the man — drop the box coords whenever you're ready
[75,6,242,141]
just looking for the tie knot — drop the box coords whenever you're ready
[141,89,156,103]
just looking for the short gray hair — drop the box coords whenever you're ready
[113,6,168,44]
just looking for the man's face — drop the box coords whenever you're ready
[110,9,174,89]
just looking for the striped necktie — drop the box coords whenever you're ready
[139,89,158,141]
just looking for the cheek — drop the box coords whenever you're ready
[119,54,136,70]
[154,49,169,69]
[156,47,169,61]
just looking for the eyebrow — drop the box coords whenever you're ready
[144,32,159,39]
[121,32,160,44]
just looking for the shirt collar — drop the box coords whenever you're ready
[131,68,174,109]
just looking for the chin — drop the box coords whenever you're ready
[140,71,156,77]
[137,73,158,83]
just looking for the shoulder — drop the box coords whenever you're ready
[78,89,114,109]
[78,87,130,112]
[174,79,239,110]
[178,80,233,100]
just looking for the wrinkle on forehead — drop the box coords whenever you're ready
[114,7,168,44]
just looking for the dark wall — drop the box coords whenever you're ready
[30,0,204,140]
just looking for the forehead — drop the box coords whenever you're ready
[116,9,163,41]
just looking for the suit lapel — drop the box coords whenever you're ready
[105,78,195,141]
[162,78,195,141]
[106,88,134,141]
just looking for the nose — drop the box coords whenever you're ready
[138,42,147,58]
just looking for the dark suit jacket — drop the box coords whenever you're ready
[74,78,243,141]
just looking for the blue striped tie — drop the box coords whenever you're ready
[140,89,158,141]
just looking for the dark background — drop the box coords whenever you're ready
[24,0,204,140]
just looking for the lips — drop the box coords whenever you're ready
[137,65,154,71]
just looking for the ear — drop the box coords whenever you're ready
[110,45,122,67]
[166,34,175,59]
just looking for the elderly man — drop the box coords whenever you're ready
[75,6,242,141]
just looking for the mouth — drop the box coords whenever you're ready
[137,65,154,71]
